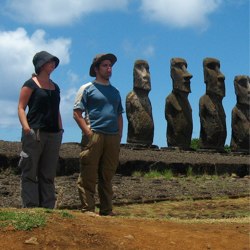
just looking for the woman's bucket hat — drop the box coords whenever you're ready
[33,51,59,74]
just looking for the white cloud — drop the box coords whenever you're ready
[0,28,71,99]
[60,88,78,124]
[0,27,71,128]
[5,0,130,26]
[3,0,223,29]
[139,0,222,29]
[0,100,18,128]
[143,45,155,57]
[122,40,155,58]
[66,70,81,85]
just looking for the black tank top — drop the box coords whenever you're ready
[23,78,60,132]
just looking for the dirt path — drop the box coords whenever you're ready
[1,208,249,250]
[1,215,249,250]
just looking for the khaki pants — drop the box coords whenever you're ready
[19,129,62,208]
[77,132,120,215]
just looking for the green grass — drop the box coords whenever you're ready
[59,210,74,218]
[186,166,194,177]
[132,169,174,180]
[0,208,74,231]
[132,171,143,177]
[144,170,164,178]
[133,168,226,180]
[0,210,46,230]
[190,138,232,152]
[190,138,200,150]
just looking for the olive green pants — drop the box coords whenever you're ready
[77,132,120,215]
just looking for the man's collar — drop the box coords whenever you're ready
[93,80,110,86]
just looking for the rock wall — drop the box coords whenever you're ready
[0,141,249,177]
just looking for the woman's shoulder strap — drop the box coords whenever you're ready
[22,78,37,89]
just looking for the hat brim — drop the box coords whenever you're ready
[89,53,117,77]
[52,56,60,68]
[33,51,60,74]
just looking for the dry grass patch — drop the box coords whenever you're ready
[114,197,250,221]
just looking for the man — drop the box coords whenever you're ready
[73,53,123,216]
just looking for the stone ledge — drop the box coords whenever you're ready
[0,141,249,177]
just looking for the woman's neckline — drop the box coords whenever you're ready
[32,76,55,90]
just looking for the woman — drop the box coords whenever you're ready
[18,51,63,208]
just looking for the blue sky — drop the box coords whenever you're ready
[0,0,249,147]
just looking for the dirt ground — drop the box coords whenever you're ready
[1,198,249,250]
[0,210,249,250]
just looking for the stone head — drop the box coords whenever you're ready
[170,58,192,93]
[234,75,250,106]
[133,60,151,91]
[203,58,225,97]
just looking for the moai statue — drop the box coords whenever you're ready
[199,58,227,151]
[165,58,193,149]
[126,60,154,146]
[230,75,250,153]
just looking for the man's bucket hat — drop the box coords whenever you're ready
[89,53,117,77]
